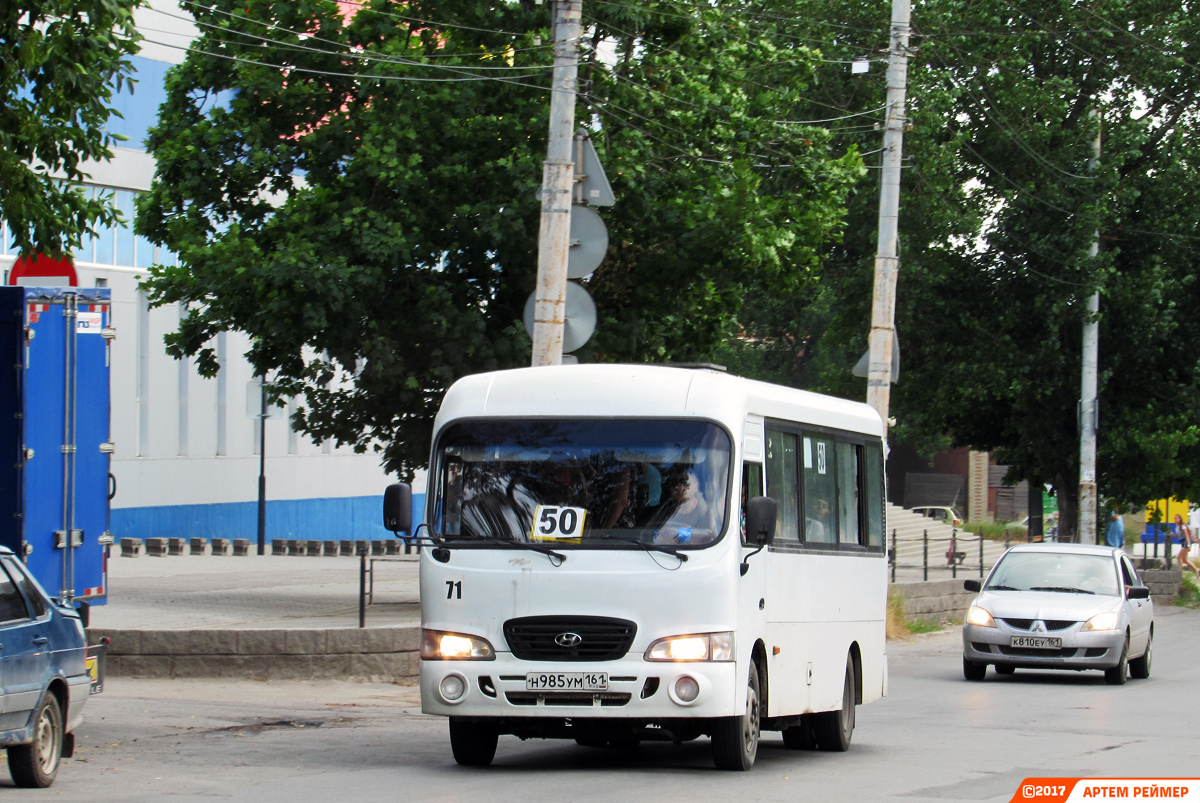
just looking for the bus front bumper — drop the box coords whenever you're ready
[420,656,739,720]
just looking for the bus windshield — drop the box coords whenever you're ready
[432,419,732,548]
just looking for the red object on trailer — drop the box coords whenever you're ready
[7,253,78,286]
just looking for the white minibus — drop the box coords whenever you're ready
[383,364,888,770]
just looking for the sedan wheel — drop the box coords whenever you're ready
[963,657,987,681]
[1104,634,1129,686]
[8,694,63,788]
[1129,629,1153,680]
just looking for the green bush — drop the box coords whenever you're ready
[963,520,1028,541]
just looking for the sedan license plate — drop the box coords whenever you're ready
[525,672,609,692]
[1010,636,1062,649]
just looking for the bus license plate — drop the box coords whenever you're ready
[526,672,609,692]
[1010,636,1062,649]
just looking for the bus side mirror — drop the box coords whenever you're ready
[745,497,777,546]
[383,483,412,534]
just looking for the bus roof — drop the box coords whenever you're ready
[435,364,884,438]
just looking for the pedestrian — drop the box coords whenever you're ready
[1105,510,1124,550]
[1174,514,1199,577]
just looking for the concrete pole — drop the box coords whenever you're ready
[531,0,581,367]
[1078,117,1101,543]
[866,0,911,438]
[1075,114,1099,537]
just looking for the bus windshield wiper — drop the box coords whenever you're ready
[444,535,566,564]
[593,534,688,562]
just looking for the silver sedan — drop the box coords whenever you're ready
[961,543,1153,685]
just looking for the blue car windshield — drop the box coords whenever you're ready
[432,419,731,548]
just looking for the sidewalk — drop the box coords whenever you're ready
[91,553,421,630]
[89,553,424,683]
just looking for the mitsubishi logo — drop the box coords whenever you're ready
[554,632,583,648]
[1032,621,1046,633]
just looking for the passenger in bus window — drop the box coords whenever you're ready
[806,497,832,543]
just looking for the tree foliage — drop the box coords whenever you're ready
[788,0,1200,538]
[139,0,862,477]
[0,0,142,256]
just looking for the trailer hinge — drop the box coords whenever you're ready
[61,444,76,454]
[98,442,115,454]
[98,532,114,546]
[54,530,84,549]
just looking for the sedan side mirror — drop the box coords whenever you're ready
[1127,585,1150,600]
[963,579,981,593]
[383,483,413,534]
[744,497,777,546]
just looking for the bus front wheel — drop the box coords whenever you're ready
[448,718,498,767]
[813,656,856,752]
[711,665,760,771]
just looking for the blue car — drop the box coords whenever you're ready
[0,546,102,787]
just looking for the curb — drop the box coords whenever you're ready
[91,626,421,683]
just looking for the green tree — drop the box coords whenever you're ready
[789,0,1200,539]
[0,0,142,256]
[139,0,862,477]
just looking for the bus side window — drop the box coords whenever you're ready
[765,429,799,543]
[803,434,837,544]
[836,441,859,545]
[863,442,885,547]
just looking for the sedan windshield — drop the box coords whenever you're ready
[988,551,1120,596]
[432,419,731,548]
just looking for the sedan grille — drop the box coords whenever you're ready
[503,616,636,662]
[1000,618,1078,631]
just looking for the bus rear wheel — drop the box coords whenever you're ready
[448,718,498,767]
[711,665,760,771]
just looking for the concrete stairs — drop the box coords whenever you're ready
[885,503,1016,583]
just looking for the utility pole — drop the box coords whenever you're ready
[531,0,582,367]
[1078,114,1101,543]
[865,0,911,438]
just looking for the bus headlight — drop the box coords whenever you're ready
[644,632,734,662]
[421,629,496,660]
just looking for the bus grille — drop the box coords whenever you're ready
[503,616,637,662]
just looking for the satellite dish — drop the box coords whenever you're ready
[523,281,597,354]
[568,205,608,279]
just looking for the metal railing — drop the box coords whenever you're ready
[888,527,1045,583]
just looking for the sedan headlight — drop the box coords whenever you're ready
[1082,610,1120,632]
[645,632,734,662]
[966,606,996,627]
[421,629,495,660]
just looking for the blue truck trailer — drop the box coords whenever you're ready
[1,286,112,622]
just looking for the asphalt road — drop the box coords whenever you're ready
[6,606,1198,802]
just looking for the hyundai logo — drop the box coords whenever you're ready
[554,632,583,648]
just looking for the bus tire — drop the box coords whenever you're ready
[814,656,856,752]
[448,718,498,767]
[711,665,760,771]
